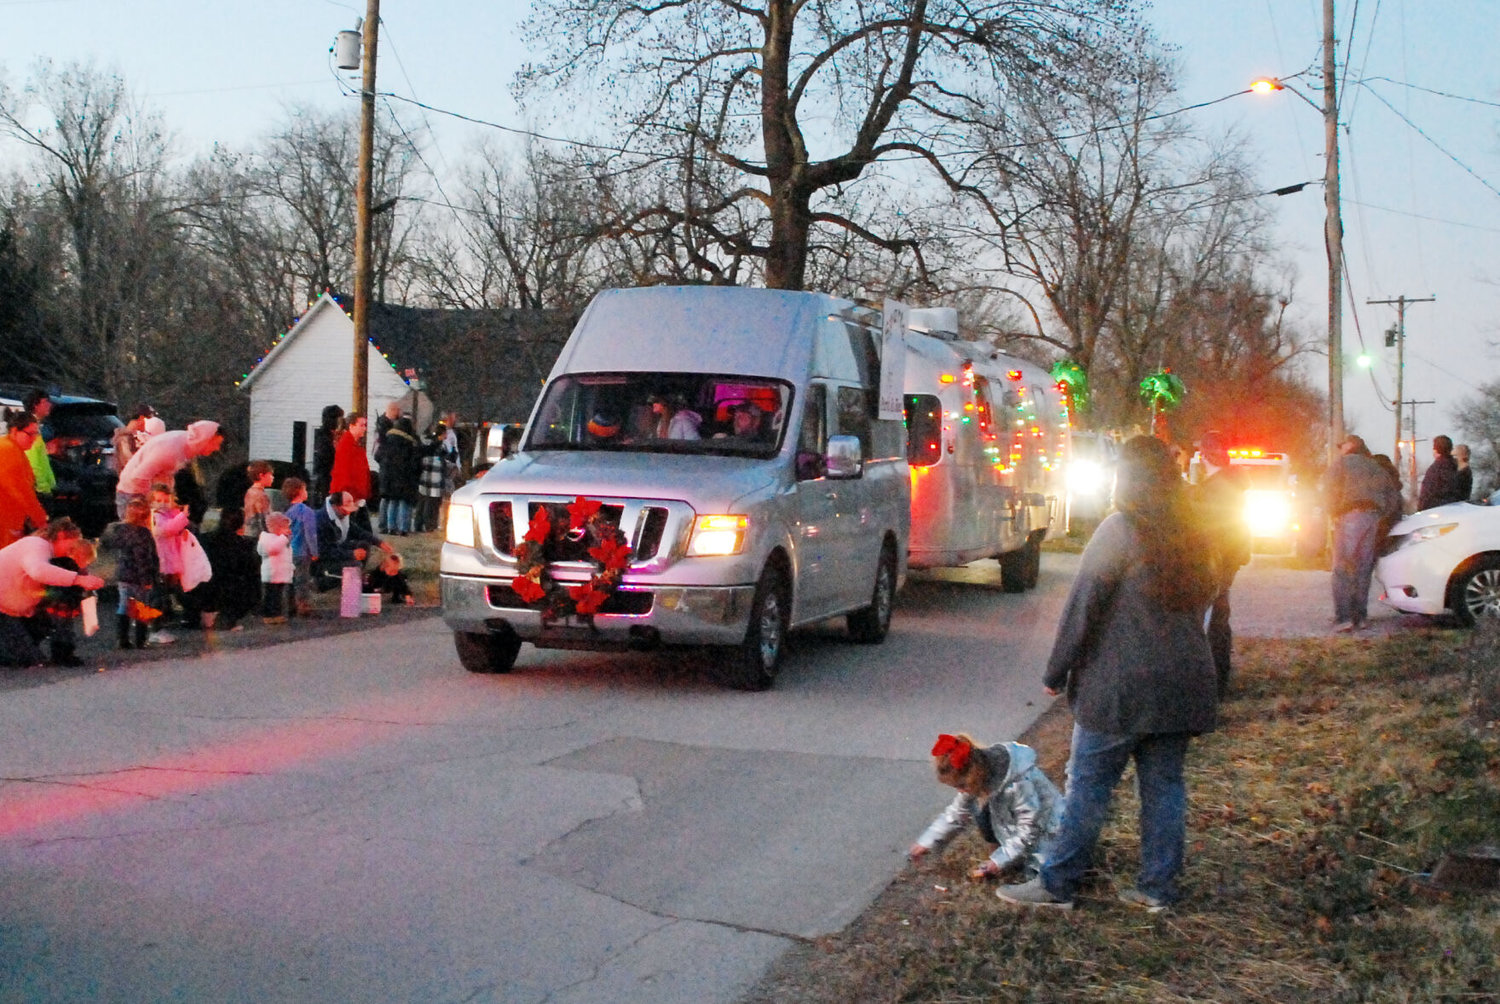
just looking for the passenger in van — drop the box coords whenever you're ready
[586,411,622,442]
[714,401,769,443]
[647,393,702,440]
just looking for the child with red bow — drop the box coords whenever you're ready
[909,733,1062,881]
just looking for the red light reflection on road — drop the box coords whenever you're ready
[0,703,411,838]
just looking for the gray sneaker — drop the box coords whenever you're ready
[996,878,1073,910]
[1117,888,1170,913]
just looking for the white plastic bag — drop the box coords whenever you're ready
[181,532,213,592]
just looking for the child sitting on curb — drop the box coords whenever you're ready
[364,551,415,606]
[909,733,1062,881]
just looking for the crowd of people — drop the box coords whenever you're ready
[0,395,458,668]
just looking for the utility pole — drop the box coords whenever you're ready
[1367,294,1435,470]
[1396,398,1436,500]
[351,0,380,420]
[1323,0,1345,464]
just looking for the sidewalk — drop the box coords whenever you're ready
[2,597,440,693]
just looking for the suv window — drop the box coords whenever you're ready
[45,408,124,442]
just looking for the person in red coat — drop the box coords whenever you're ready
[329,413,372,504]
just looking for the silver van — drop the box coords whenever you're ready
[440,287,911,689]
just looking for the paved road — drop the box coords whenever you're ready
[0,557,1074,1004]
[0,551,1419,1004]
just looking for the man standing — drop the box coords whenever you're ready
[1192,432,1249,698]
[0,411,50,547]
[1326,435,1403,632]
[1417,435,1465,511]
[0,519,106,667]
[22,389,56,501]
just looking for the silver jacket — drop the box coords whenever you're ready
[914,742,1062,872]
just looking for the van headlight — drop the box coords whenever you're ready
[687,514,748,556]
[445,503,476,547]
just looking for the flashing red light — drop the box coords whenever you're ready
[1007,369,1022,381]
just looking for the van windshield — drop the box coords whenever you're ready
[526,373,792,458]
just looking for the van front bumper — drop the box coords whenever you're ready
[441,574,756,647]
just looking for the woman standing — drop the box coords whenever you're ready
[312,405,345,506]
[998,435,1220,912]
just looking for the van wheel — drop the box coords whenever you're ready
[848,544,896,643]
[454,629,521,674]
[720,564,788,691]
[1451,557,1500,627]
[999,548,1027,593]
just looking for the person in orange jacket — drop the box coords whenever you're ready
[0,410,50,547]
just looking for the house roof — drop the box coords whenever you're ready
[239,293,576,424]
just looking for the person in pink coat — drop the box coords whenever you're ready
[116,420,223,515]
[147,485,192,644]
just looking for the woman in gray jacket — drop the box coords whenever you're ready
[999,435,1220,913]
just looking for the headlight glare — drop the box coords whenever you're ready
[445,503,476,547]
[687,514,748,556]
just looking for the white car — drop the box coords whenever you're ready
[1376,501,1500,625]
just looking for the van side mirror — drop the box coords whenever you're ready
[825,435,863,479]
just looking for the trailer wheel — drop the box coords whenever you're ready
[999,548,1027,593]
[454,629,521,674]
[1022,534,1043,590]
[847,543,896,643]
[719,563,788,691]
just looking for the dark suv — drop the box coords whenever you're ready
[0,386,122,536]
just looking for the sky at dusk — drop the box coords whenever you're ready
[3,0,1496,459]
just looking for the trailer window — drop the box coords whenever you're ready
[904,394,941,467]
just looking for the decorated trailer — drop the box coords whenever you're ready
[901,309,1068,591]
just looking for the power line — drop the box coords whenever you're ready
[1358,81,1500,199]
[1360,75,1500,110]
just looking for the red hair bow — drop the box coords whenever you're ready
[931,734,971,770]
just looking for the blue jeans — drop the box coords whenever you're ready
[1332,508,1381,625]
[1040,725,1191,903]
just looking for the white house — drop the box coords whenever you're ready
[238,293,432,469]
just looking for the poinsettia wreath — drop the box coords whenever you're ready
[511,496,633,623]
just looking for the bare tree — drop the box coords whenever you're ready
[0,61,179,395]
[516,0,1149,290]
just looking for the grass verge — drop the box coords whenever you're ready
[744,627,1500,1003]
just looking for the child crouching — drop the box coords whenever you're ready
[909,733,1062,881]
[258,511,293,624]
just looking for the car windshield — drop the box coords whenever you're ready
[526,373,792,458]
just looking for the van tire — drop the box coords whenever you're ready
[454,629,521,674]
[848,544,896,643]
[720,564,788,691]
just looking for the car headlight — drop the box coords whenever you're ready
[445,503,476,547]
[1068,460,1105,496]
[687,514,748,556]
[1243,490,1292,537]
[1398,522,1457,549]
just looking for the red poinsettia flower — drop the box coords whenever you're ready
[567,495,603,529]
[569,581,610,615]
[522,508,552,545]
[511,574,547,603]
[588,535,633,572]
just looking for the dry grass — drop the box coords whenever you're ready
[744,628,1500,1004]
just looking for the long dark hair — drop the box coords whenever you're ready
[1113,435,1218,611]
